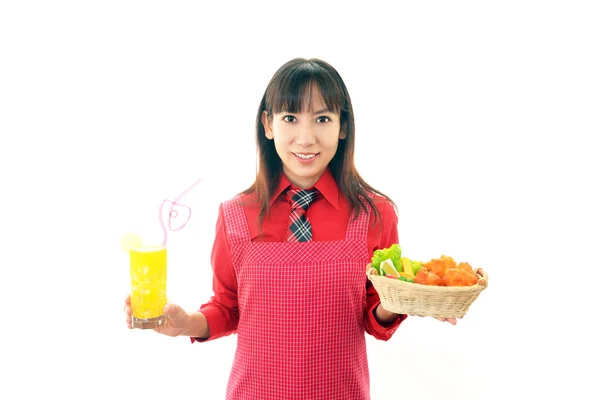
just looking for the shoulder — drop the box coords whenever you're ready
[366,192,398,218]
[363,192,398,236]
[221,192,257,208]
[216,192,257,234]
[363,191,399,249]
[218,192,261,224]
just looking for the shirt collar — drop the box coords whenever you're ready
[270,168,340,210]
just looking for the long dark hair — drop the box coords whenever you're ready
[242,58,396,227]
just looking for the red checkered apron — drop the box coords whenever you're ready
[221,195,372,400]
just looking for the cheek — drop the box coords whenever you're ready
[329,140,341,154]
[324,131,342,150]
[272,136,290,156]
[273,124,295,146]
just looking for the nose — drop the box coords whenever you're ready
[295,124,317,147]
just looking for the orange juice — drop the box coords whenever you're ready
[130,246,167,329]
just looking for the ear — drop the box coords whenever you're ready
[262,111,274,140]
[339,125,347,140]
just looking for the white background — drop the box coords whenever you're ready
[1,1,599,399]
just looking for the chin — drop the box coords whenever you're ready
[296,168,326,179]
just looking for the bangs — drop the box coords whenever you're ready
[266,62,346,115]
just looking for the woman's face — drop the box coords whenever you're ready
[262,88,346,189]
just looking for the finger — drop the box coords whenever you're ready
[447,318,457,325]
[163,303,176,315]
[163,303,184,318]
[125,295,131,305]
[164,304,187,323]
[163,304,183,320]
[124,305,131,316]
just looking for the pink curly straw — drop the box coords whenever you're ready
[158,178,202,246]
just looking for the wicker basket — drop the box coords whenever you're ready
[366,263,488,318]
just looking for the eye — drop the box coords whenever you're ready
[283,115,297,123]
[316,116,331,123]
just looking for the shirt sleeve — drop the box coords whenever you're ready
[191,203,239,343]
[363,198,408,340]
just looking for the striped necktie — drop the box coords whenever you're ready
[286,188,318,242]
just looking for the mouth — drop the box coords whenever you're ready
[293,152,319,165]
[293,152,318,159]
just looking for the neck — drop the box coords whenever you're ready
[283,167,327,189]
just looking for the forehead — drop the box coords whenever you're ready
[281,84,336,113]
[271,79,341,115]
[298,86,328,112]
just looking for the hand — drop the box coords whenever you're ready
[374,304,399,326]
[433,317,457,325]
[153,303,191,337]
[409,314,458,325]
[124,294,134,329]
[124,295,191,337]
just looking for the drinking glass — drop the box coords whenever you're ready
[129,246,167,329]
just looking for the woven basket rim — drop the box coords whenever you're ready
[365,263,488,318]
[366,264,488,292]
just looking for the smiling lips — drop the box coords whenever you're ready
[293,152,318,164]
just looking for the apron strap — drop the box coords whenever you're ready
[221,195,251,266]
[344,195,372,242]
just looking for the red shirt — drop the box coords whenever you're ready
[196,168,405,342]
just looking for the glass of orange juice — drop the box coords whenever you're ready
[130,246,167,329]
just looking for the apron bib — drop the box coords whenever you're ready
[222,195,373,400]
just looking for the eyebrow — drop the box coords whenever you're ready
[280,107,333,115]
